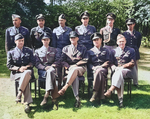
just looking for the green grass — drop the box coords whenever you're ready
[0,42,150,119]
[1,80,149,119]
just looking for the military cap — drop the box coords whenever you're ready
[117,34,125,41]
[69,31,78,38]
[80,11,89,19]
[12,14,21,20]
[106,13,116,20]
[59,14,66,20]
[126,18,136,24]
[15,33,24,41]
[90,32,102,40]
[42,33,50,40]
[36,14,45,20]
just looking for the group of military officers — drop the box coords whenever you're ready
[6,11,142,112]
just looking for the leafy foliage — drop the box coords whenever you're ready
[0,0,150,47]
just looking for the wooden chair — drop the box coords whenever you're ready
[15,78,37,98]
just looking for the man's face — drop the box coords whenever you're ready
[127,23,135,31]
[42,38,50,47]
[58,19,66,27]
[107,18,114,26]
[93,38,102,47]
[70,37,79,44]
[37,19,45,27]
[81,17,89,26]
[117,37,126,49]
[12,18,21,28]
[15,38,24,48]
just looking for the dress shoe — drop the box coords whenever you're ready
[74,97,80,108]
[90,91,98,102]
[40,92,49,106]
[104,89,111,98]
[119,98,123,108]
[24,104,30,113]
[15,95,21,103]
[58,88,66,96]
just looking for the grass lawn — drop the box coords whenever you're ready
[0,43,150,119]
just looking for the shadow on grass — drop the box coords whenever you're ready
[27,81,150,118]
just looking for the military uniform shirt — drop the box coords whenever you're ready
[30,26,52,50]
[88,46,110,66]
[75,24,96,50]
[5,26,31,52]
[123,30,142,60]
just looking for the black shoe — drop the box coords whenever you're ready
[25,104,30,113]
[52,99,58,110]
[119,98,123,108]
[74,99,81,108]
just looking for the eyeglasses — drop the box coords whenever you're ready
[127,24,133,26]
[82,18,88,20]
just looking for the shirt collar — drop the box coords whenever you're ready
[38,26,44,30]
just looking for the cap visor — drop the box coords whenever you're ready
[92,36,100,40]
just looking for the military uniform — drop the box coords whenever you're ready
[35,46,61,99]
[30,14,52,50]
[5,26,31,52]
[111,46,137,99]
[100,26,120,50]
[75,24,96,50]
[100,13,120,52]
[60,42,88,97]
[75,11,96,50]
[123,18,142,60]
[52,26,72,50]
[52,14,72,50]
[88,46,110,99]
[7,45,35,104]
[30,26,52,50]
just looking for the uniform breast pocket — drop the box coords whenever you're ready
[47,54,55,63]
[103,33,109,40]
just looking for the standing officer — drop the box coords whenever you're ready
[75,11,96,50]
[52,14,72,50]
[7,33,35,113]
[88,32,110,102]
[100,13,120,52]
[34,34,60,109]
[123,18,142,86]
[58,31,88,108]
[104,34,137,108]
[30,14,52,50]
[5,14,31,53]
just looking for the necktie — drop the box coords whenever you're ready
[16,28,19,34]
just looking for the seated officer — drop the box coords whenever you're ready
[52,14,72,50]
[34,34,60,109]
[100,13,120,52]
[5,14,31,53]
[7,34,35,113]
[123,18,142,86]
[75,11,96,50]
[30,14,52,50]
[58,31,88,108]
[104,34,137,108]
[88,32,110,102]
